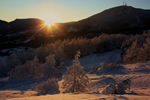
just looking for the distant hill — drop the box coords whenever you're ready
[9,18,44,32]
[0,18,44,35]
[0,18,49,53]
[61,6,150,35]
[0,20,9,34]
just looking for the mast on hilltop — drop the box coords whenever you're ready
[123,0,127,6]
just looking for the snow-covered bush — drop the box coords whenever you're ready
[14,51,34,64]
[9,56,42,78]
[92,33,127,53]
[9,55,60,78]
[0,53,22,77]
[42,55,60,78]
[1,33,127,77]
[122,32,150,63]
[62,51,90,93]
[101,79,131,94]
[101,83,116,94]
[34,78,60,95]
[7,53,22,69]
[90,66,99,73]
[115,79,131,94]
[63,38,92,59]
[100,62,122,71]
[0,59,10,77]
[12,33,127,64]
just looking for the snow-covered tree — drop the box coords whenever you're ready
[32,56,43,78]
[42,54,60,78]
[62,51,90,93]
[9,56,42,78]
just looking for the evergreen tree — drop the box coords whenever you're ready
[32,56,43,78]
[62,51,90,93]
[42,54,60,78]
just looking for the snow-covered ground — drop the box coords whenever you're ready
[1,50,150,100]
[7,92,150,100]
[65,49,121,71]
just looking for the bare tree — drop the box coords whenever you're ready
[62,51,90,93]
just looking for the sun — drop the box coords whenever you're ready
[40,13,60,27]
[44,19,55,26]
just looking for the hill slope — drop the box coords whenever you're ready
[65,6,150,34]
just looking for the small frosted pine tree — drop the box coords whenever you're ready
[62,51,90,93]
[32,56,43,78]
[42,54,60,78]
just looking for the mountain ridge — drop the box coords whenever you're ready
[1,6,150,35]
[70,6,150,34]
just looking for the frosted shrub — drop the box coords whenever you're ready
[62,51,90,93]
[90,66,99,73]
[2,53,23,77]
[123,41,139,63]
[100,62,122,71]
[0,59,9,77]
[115,79,131,94]
[15,51,34,64]
[34,78,60,95]
[92,34,127,53]
[7,53,22,68]
[101,79,131,94]
[34,46,51,63]
[34,39,67,63]
[122,32,150,63]
[63,38,92,59]
[9,55,60,78]
[3,33,127,77]
[9,56,43,78]
[62,34,127,59]
[101,83,116,94]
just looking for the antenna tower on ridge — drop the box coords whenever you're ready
[123,0,127,6]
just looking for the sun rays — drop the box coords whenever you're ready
[30,13,61,38]
[40,13,60,27]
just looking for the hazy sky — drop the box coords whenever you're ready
[1,0,150,22]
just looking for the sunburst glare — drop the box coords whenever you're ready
[40,13,60,27]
